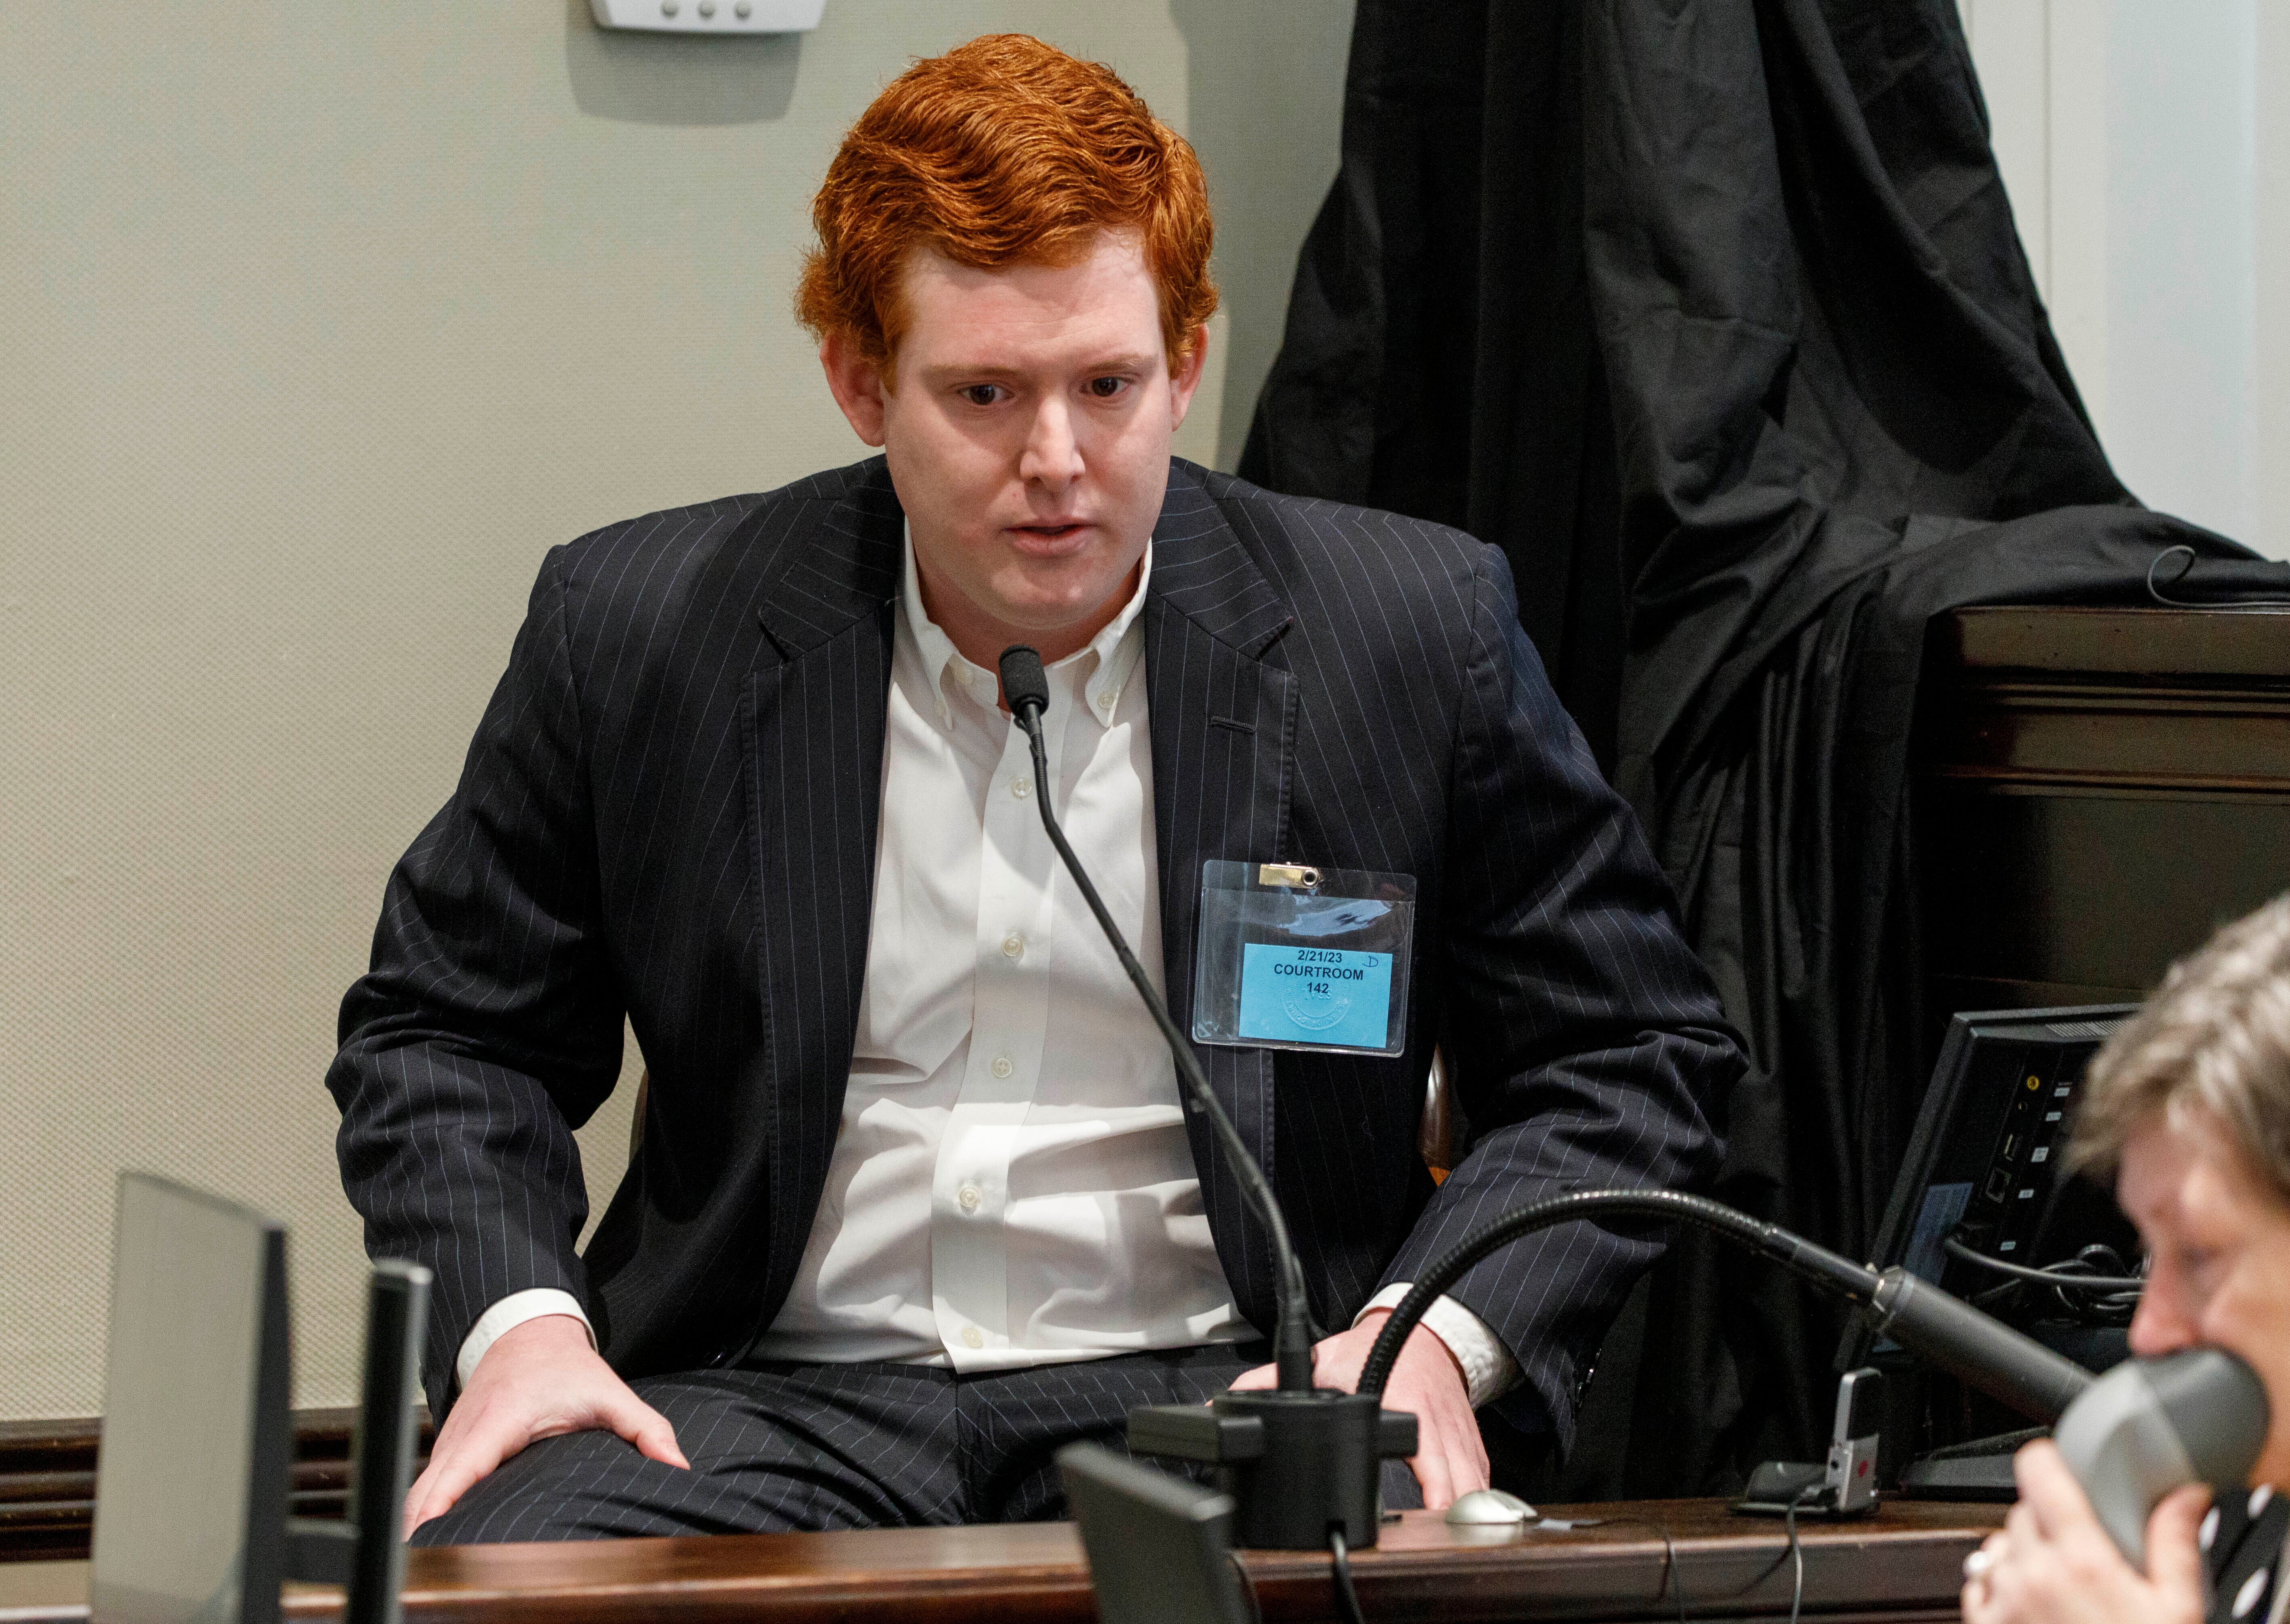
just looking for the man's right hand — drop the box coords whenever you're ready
[402,1314,690,1536]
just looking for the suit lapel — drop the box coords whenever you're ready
[744,461,903,1318]
[1145,463,1299,1335]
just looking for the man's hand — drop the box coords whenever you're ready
[1227,1308,1487,1509]
[403,1314,689,1536]
[1960,1440,2207,1624]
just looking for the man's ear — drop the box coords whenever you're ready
[1168,324,1210,432]
[820,331,890,447]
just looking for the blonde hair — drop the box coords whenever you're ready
[2070,892,2290,1199]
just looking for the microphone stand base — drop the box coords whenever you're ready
[1129,1389,1418,1550]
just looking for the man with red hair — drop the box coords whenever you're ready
[331,34,1738,1542]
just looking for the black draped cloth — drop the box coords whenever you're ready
[1242,0,2290,1492]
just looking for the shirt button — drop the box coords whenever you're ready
[1002,933,1025,958]
[1011,775,1031,799]
[958,1184,981,1213]
[961,1326,984,1349]
[991,1055,1014,1079]
[1097,690,1116,711]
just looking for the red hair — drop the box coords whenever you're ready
[795,35,1217,375]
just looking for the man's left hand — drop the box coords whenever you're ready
[1227,1308,1488,1509]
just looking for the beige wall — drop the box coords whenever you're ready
[0,0,1354,1418]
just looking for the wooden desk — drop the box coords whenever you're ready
[0,1498,2002,1623]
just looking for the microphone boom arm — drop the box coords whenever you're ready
[1358,1188,2093,1424]
[1002,653,1318,1391]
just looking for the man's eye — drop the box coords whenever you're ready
[960,385,1005,407]
[1088,376,1130,399]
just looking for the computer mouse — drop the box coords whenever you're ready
[1444,1487,1536,1525]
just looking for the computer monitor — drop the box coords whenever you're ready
[88,1174,429,1624]
[91,1174,294,1624]
[1849,1004,2141,1373]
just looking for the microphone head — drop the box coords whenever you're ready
[998,645,1050,720]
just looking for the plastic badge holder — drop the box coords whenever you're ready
[1191,861,1416,1058]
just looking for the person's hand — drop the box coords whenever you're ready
[1227,1308,1487,1509]
[403,1314,689,1536]
[1960,1439,2208,1624]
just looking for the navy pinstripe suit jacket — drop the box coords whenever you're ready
[330,457,1739,1443]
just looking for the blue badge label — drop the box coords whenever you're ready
[1236,944,1394,1050]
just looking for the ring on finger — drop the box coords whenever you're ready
[1963,1548,1997,1580]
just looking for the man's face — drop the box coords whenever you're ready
[2119,1112,2290,1485]
[820,227,1205,669]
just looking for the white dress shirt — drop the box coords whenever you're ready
[459,529,1516,1404]
[751,533,1248,1365]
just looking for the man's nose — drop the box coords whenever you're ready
[1019,398,1083,489]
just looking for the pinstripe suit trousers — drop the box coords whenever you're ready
[408,1342,1423,1543]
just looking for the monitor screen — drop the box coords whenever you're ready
[91,1174,289,1624]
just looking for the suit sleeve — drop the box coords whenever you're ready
[326,547,625,1420]
[1377,544,1740,1447]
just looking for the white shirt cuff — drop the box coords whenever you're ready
[455,1288,595,1390]
[1357,1285,1521,1408]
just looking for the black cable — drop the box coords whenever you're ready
[1960,1242,2141,1328]
[2145,545,2290,609]
[1596,1518,1690,1624]
[1784,1485,1813,1624]
[1969,1276,2140,1324]
[1942,1236,2145,1291]
[1008,690,1315,1390]
[1327,1527,1367,1624]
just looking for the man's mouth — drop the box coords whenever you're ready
[1007,520,1091,548]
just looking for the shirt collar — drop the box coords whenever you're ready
[899,519,1152,722]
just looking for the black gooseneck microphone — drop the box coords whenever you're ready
[1353,1188,2096,1417]
[999,644,1415,1553]
[997,645,1314,1390]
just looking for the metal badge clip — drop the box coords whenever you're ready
[1257,864,1321,890]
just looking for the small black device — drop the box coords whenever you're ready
[1059,1443,1254,1624]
